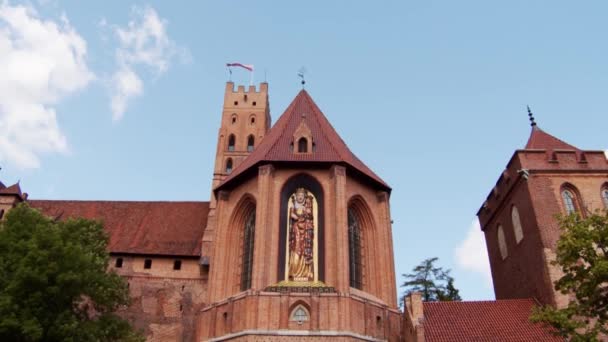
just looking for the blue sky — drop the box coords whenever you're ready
[1,0,607,301]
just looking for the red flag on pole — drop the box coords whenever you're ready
[226,63,254,71]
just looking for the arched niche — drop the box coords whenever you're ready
[347,195,379,294]
[278,173,325,282]
[225,194,256,293]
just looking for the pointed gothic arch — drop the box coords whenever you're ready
[224,194,257,293]
[560,183,583,216]
[347,195,379,294]
[601,183,608,209]
[278,173,325,282]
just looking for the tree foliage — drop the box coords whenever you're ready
[400,257,462,305]
[531,211,608,341]
[0,204,144,342]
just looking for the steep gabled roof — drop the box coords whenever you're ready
[0,182,23,199]
[423,299,561,341]
[217,90,390,191]
[30,200,209,257]
[525,126,580,151]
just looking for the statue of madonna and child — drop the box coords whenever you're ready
[287,187,316,282]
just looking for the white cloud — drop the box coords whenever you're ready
[0,3,94,169]
[455,219,493,287]
[109,6,181,121]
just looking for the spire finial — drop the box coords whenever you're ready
[298,67,306,89]
[527,105,537,127]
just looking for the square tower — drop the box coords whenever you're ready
[477,121,608,306]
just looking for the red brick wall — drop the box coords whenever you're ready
[197,291,402,341]
[111,256,208,341]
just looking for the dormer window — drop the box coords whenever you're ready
[298,137,308,153]
[292,120,313,154]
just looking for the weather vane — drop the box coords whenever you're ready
[298,67,306,89]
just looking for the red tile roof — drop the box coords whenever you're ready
[217,90,390,191]
[525,126,580,151]
[0,182,24,199]
[29,200,209,257]
[422,299,561,342]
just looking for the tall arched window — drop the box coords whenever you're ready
[497,225,508,260]
[602,186,608,209]
[228,134,236,151]
[348,208,362,289]
[511,206,524,244]
[561,188,579,215]
[240,210,255,291]
[247,135,255,152]
[225,158,233,174]
[298,137,308,153]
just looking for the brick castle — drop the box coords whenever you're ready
[1,83,606,341]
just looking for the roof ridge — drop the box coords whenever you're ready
[424,298,535,305]
[29,199,209,204]
[301,91,342,158]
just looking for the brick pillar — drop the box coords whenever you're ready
[331,165,349,293]
[377,191,398,307]
[253,164,274,290]
[207,190,230,303]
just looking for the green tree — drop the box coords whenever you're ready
[0,204,144,342]
[531,211,608,341]
[400,257,462,305]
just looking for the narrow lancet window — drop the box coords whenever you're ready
[348,208,362,289]
[511,206,524,244]
[228,134,236,151]
[247,135,255,152]
[226,158,233,174]
[561,189,578,215]
[497,225,508,260]
[602,188,608,208]
[240,210,256,291]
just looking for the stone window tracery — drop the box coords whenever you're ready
[240,209,255,291]
[290,305,309,324]
[561,187,580,215]
[348,208,363,289]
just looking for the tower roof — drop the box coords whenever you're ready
[216,90,390,191]
[524,126,580,152]
[0,182,23,199]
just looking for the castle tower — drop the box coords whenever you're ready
[477,112,608,306]
[0,182,25,220]
[202,82,270,267]
[210,82,271,201]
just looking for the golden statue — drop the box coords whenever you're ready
[288,188,315,281]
